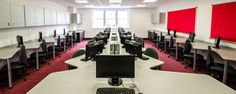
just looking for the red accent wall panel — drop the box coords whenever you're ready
[167,8,196,34]
[211,2,236,42]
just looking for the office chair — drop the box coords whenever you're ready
[1,45,28,81]
[30,39,49,65]
[63,28,66,35]
[182,39,203,69]
[48,36,63,58]
[65,33,72,50]
[72,31,77,46]
[68,49,86,70]
[143,48,161,70]
[126,31,132,35]
[206,46,236,79]
[156,33,165,51]
[166,36,183,58]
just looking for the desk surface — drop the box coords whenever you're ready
[27,60,236,94]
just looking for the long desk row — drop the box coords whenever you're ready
[150,30,236,84]
[27,30,236,94]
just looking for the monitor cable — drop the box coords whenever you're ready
[130,78,143,94]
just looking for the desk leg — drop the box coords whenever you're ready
[223,60,229,84]
[193,49,197,72]
[64,40,66,52]
[36,49,39,70]
[6,59,12,88]
[71,38,74,47]
[53,44,55,59]
[175,43,179,60]
[164,39,167,52]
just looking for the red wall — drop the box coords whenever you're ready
[167,8,196,34]
[211,2,236,42]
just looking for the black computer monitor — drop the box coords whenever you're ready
[173,30,177,38]
[63,28,66,35]
[189,32,195,42]
[81,40,104,61]
[54,30,57,38]
[124,40,149,60]
[38,32,43,42]
[16,35,23,47]
[213,36,221,49]
[96,55,135,86]
[167,29,171,35]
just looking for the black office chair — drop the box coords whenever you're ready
[68,49,86,70]
[173,30,177,38]
[166,36,183,58]
[63,28,66,35]
[182,39,203,69]
[72,31,77,46]
[206,46,236,79]
[48,36,63,57]
[156,32,165,51]
[143,48,161,70]
[30,39,49,65]
[1,45,28,81]
[126,31,132,35]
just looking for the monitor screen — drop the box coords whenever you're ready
[96,55,135,78]
[17,35,23,47]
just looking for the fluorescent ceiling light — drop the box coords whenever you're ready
[75,0,88,3]
[143,0,157,3]
[136,4,146,7]
[110,0,122,3]
[84,5,94,7]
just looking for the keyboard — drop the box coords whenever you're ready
[96,88,135,94]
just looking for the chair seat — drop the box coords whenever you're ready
[1,63,25,71]
[184,53,203,60]
[210,63,236,75]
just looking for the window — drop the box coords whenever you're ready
[92,9,129,28]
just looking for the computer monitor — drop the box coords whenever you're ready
[81,40,104,61]
[189,32,195,42]
[173,30,177,38]
[63,28,66,35]
[96,55,135,86]
[16,35,23,47]
[124,40,149,60]
[54,30,57,38]
[213,36,221,49]
[167,29,171,35]
[38,32,43,42]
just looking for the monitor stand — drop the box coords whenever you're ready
[81,58,90,61]
[212,46,220,49]
[108,77,123,86]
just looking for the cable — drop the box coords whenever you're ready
[130,78,142,94]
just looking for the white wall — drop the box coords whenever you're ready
[156,0,236,48]
[0,0,69,47]
[77,8,157,38]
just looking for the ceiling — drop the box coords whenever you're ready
[49,0,175,8]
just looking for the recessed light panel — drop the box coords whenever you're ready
[143,0,157,3]
[75,0,88,4]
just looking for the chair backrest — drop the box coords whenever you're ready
[206,46,214,68]
[144,48,158,59]
[72,49,86,58]
[72,31,76,39]
[41,39,48,54]
[57,36,61,47]
[127,31,131,35]
[169,36,174,48]
[19,45,28,65]
[66,33,70,42]
[183,39,192,54]
[63,28,66,35]
[159,32,164,42]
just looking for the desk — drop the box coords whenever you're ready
[44,38,56,59]
[27,57,235,94]
[0,46,20,88]
[192,42,236,84]
[0,41,41,88]
[175,38,186,60]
